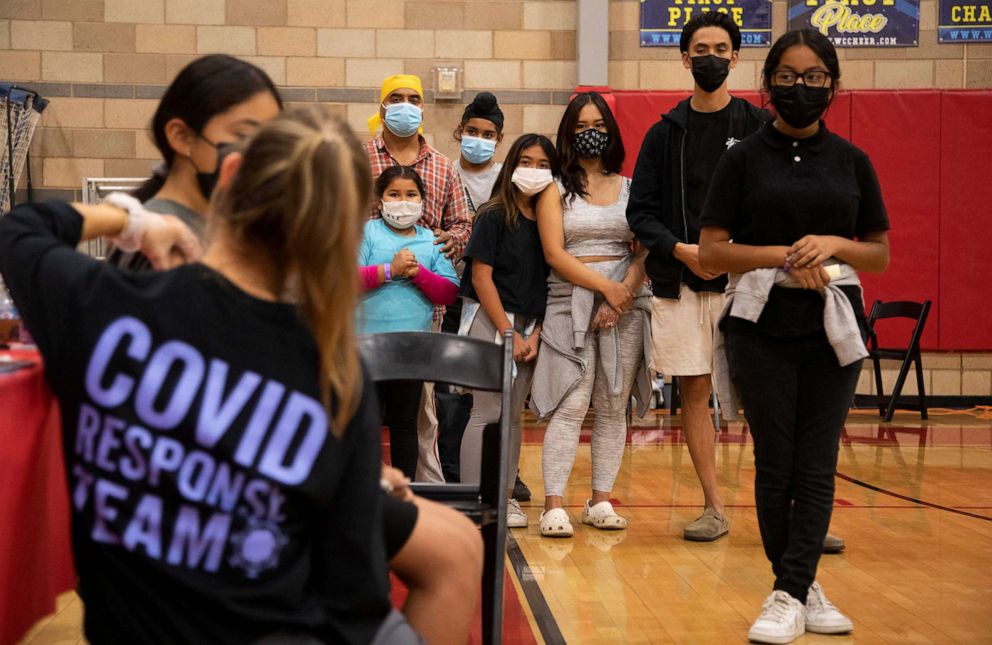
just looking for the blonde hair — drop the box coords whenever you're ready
[213,105,371,436]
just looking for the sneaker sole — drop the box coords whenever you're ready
[806,623,853,635]
[821,544,845,554]
[507,519,528,529]
[747,631,803,644]
[683,528,729,542]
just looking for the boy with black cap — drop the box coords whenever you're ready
[454,92,505,212]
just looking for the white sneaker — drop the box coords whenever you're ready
[805,582,853,634]
[507,498,528,529]
[748,590,805,644]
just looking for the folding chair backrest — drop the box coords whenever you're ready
[867,299,932,354]
[357,331,506,392]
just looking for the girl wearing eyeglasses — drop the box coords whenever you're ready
[699,29,890,644]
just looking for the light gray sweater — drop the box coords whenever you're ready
[529,255,653,419]
[713,262,868,421]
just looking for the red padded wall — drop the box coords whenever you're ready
[938,91,992,350]
[850,91,941,350]
[610,89,991,350]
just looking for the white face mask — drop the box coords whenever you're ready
[511,167,554,196]
[381,200,422,230]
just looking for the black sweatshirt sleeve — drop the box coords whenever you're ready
[0,202,104,370]
[626,122,682,259]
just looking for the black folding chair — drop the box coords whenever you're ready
[867,299,932,423]
[357,331,513,645]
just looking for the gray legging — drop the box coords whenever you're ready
[542,312,644,497]
[459,310,536,487]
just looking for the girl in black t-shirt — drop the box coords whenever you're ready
[699,30,890,645]
[458,134,557,529]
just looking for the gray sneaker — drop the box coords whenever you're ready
[822,532,845,554]
[507,498,528,529]
[683,507,729,542]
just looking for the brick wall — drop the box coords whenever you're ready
[4,0,987,201]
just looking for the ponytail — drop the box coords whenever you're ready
[212,106,370,434]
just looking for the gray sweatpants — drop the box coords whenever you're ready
[541,312,644,497]
[459,310,536,489]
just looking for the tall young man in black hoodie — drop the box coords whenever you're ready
[627,14,846,553]
[627,13,764,542]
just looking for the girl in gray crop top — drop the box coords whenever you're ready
[532,92,652,539]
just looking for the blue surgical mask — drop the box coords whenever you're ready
[460,135,497,164]
[382,102,423,137]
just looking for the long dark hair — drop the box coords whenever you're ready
[479,133,557,230]
[761,29,841,106]
[555,92,624,205]
[374,165,426,202]
[133,54,283,202]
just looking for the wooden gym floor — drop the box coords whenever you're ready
[19,408,992,644]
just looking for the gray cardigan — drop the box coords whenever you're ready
[713,262,868,421]
[530,255,653,419]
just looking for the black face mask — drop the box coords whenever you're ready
[770,84,831,129]
[573,128,609,158]
[193,137,236,201]
[690,55,731,93]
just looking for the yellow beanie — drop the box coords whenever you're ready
[367,74,425,136]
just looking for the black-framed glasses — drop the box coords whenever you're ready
[771,69,831,88]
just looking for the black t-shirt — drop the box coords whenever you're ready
[460,206,550,320]
[0,202,391,644]
[701,122,890,336]
[684,104,735,293]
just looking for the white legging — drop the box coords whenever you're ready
[542,312,644,497]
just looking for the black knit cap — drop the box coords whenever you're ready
[461,92,504,131]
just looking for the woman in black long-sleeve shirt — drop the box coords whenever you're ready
[699,30,890,645]
[0,107,420,644]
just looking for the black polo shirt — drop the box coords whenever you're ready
[701,121,890,336]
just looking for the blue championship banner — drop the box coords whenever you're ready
[939,0,992,41]
[788,0,920,47]
[640,0,773,47]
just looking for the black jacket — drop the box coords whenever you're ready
[626,97,768,299]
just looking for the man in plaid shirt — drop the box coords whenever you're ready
[365,74,472,484]
[365,74,472,261]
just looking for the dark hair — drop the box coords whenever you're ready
[459,91,504,132]
[680,11,742,52]
[133,54,283,201]
[555,92,624,204]
[479,133,557,230]
[762,29,841,103]
[374,165,426,202]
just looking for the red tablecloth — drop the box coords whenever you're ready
[0,349,75,645]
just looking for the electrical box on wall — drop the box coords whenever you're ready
[433,66,462,100]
